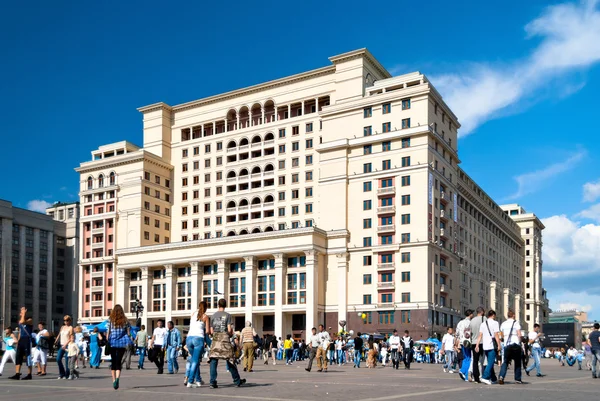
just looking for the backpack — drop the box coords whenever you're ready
[462,326,472,347]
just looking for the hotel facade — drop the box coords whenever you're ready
[75,49,546,338]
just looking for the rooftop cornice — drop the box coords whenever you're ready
[137,102,173,114]
[75,150,173,174]
[329,48,391,79]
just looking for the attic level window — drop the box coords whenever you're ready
[93,154,102,160]
[181,128,191,141]
[116,149,124,155]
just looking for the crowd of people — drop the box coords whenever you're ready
[1,303,599,390]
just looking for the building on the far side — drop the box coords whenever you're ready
[0,199,77,332]
[501,204,549,329]
[46,202,80,324]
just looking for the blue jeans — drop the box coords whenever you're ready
[443,350,455,370]
[499,344,522,381]
[137,347,146,368]
[167,346,179,373]
[337,350,345,364]
[292,349,299,361]
[186,336,205,383]
[591,350,599,376]
[285,349,292,363]
[482,349,497,381]
[209,358,241,386]
[460,345,471,379]
[57,347,70,378]
[354,350,362,367]
[526,347,542,375]
[328,350,335,363]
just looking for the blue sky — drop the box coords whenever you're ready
[2,0,600,319]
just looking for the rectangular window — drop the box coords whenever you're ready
[381,178,392,188]
[363,255,372,266]
[305,204,313,213]
[401,176,411,186]
[382,160,391,170]
[363,237,372,247]
[305,171,313,181]
[364,145,372,155]
[380,235,393,245]
[363,274,372,284]
[292,173,299,183]
[363,200,372,210]
[381,294,393,303]
[401,292,411,303]
[292,126,299,135]
[401,233,411,243]
[402,99,411,110]
[306,139,313,148]
[292,142,299,151]
[382,122,391,133]
[382,141,391,151]
[401,156,411,167]
[364,126,372,136]
[306,123,313,133]
[279,144,286,154]
[402,138,411,148]
[363,218,372,229]
[292,205,299,215]
[363,294,372,304]
[401,195,411,205]
[364,107,372,118]
[401,272,411,282]
[402,118,411,129]
[401,214,411,224]
[279,128,286,138]
[379,311,394,324]
[306,155,313,165]
[305,187,313,197]
[401,310,411,323]
[363,163,372,173]
[382,103,391,114]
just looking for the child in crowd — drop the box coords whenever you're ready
[67,334,80,379]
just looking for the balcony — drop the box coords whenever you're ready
[227,176,237,182]
[264,139,275,147]
[440,228,448,238]
[440,191,449,203]
[377,302,394,309]
[251,142,262,148]
[91,242,104,249]
[91,300,103,307]
[377,282,395,290]
[91,285,103,293]
[440,210,448,220]
[91,270,104,278]
[227,147,236,153]
[440,284,448,293]
[91,227,104,235]
[377,206,396,214]
[226,207,236,213]
[377,263,395,271]
[440,265,449,274]
[239,145,249,151]
[377,224,395,233]
[377,187,396,196]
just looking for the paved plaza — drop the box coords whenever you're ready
[0,359,596,401]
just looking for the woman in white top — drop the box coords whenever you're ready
[185,300,210,388]
[475,310,500,384]
[54,315,74,379]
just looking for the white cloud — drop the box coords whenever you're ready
[504,150,586,200]
[432,0,600,136]
[583,179,600,202]
[576,203,600,222]
[557,302,592,313]
[27,200,53,213]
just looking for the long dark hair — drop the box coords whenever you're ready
[197,301,208,321]
[109,304,127,327]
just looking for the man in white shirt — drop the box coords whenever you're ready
[401,330,414,369]
[525,323,545,377]
[475,310,500,385]
[441,327,456,373]
[388,329,401,370]
[152,320,168,374]
[305,327,320,372]
[456,309,473,381]
[315,324,330,372]
[498,309,523,384]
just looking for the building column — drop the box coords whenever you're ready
[274,253,286,340]
[165,264,174,322]
[305,250,318,338]
[190,262,200,311]
[140,267,150,329]
[248,109,252,127]
[212,121,216,135]
[32,229,40,323]
[216,259,227,299]
[261,107,265,125]
[287,104,291,119]
[244,256,256,325]
[236,115,240,130]
[46,232,54,330]
[116,268,126,307]
[315,97,319,112]
[336,252,348,332]
[515,294,523,329]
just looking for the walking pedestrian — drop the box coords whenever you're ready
[353,332,364,368]
[241,321,257,372]
[498,309,524,384]
[401,330,414,369]
[165,321,182,374]
[525,324,545,377]
[135,325,148,369]
[152,320,167,374]
[107,304,133,390]
[475,310,500,385]
[32,322,50,376]
[469,307,486,382]
[0,328,17,376]
[456,309,473,381]
[269,334,278,366]
[89,328,102,369]
[441,327,456,373]
[9,307,34,380]
[67,334,80,379]
[316,325,330,372]
[185,300,209,387]
[388,329,401,369]
[54,315,73,379]
[208,298,246,388]
[305,327,319,372]
[587,323,600,379]
[284,334,293,365]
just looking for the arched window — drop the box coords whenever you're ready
[87,176,93,190]
[227,231,236,237]
[251,197,261,205]
[264,195,274,203]
[251,228,261,234]
[109,172,116,185]
[239,199,249,207]
[265,226,274,232]
[227,201,236,208]
[98,174,104,188]
[239,229,248,235]
[251,166,261,175]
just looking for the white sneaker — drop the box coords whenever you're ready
[449,370,454,374]
[443,368,447,373]
[480,378,492,385]
[273,362,276,366]
[187,382,200,388]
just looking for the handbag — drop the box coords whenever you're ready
[485,321,499,353]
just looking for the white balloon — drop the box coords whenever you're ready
[349,330,354,335]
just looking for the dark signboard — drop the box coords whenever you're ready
[541,323,576,348]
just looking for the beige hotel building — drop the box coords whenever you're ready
[75,49,547,338]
